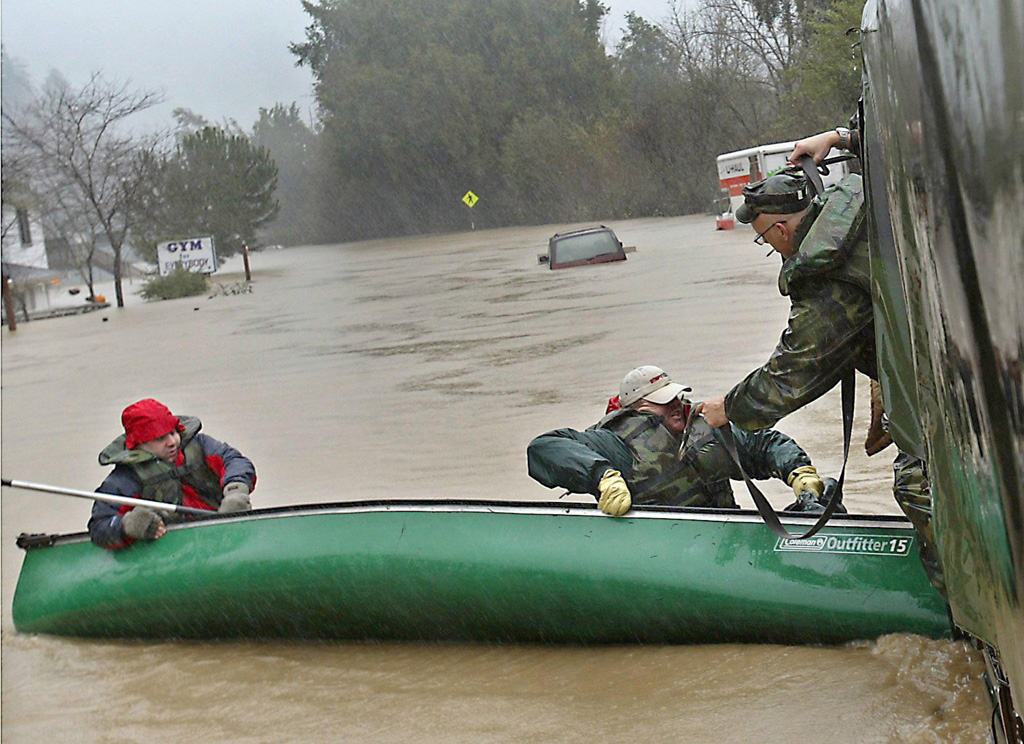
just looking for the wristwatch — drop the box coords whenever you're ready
[835,127,852,151]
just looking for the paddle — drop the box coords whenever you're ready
[1,477,212,517]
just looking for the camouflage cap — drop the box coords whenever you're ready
[735,172,811,224]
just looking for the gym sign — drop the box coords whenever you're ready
[157,236,218,276]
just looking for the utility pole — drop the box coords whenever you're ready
[242,244,252,282]
[2,273,17,331]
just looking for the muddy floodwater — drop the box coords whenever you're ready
[1,217,991,741]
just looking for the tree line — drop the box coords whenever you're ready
[1,0,863,307]
[283,0,863,242]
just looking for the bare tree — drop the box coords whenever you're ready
[666,0,829,98]
[1,50,37,243]
[0,158,32,242]
[2,73,165,307]
[1,146,43,323]
[662,0,831,144]
[40,186,105,299]
[661,1,776,145]
[686,0,828,88]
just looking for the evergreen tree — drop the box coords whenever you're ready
[292,0,619,238]
[251,103,321,244]
[139,127,279,260]
[778,0,864,135]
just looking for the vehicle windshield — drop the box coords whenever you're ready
[551,231,622,266]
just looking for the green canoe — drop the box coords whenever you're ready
[13,500,950,643]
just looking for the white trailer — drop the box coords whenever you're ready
[716,141,851,216]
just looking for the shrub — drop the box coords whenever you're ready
[139,266,208,301]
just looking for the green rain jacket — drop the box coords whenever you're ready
[725,173,876,430]
[527,408,811,508]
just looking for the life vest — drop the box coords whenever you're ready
[596,409,737,508]
[98,415,223,519]
[779,173,872,297]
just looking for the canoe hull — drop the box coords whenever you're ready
[13,502,950,643]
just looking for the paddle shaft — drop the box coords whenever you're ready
[1,478,211,517]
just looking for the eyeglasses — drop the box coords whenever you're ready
[753,221,785,246]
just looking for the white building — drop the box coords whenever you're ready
[2,204,151,319]
[1,204,48,270]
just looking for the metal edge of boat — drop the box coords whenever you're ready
[15,499,920,547]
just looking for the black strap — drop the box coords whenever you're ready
[794,153,858,192]
[718,370,855,540]
[798,155,826,197]
[820,153,858,169]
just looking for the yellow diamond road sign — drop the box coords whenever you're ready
[462,190,479,208]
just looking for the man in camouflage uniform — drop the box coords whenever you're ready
[699,141,942,592]
[527,365,836,517]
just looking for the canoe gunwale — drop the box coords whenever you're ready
[16,498,917,549]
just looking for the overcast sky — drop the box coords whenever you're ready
[1,0,678,132]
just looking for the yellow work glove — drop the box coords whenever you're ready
[788,465,825,499]
[597,469,632,517]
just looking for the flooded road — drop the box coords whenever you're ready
[0,217,990,741]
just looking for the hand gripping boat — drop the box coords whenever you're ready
[12,500,950,643]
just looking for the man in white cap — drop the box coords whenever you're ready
[527,365,829,516]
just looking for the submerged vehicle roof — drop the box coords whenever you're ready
[543,226,626,270]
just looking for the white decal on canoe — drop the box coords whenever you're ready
[775,534,913,556]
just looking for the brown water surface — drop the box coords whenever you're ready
[0,217,990,741]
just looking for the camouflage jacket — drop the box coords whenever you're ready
[526,408,811,508]
[725,174,877,431]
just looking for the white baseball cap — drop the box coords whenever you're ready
[619,366,691,407]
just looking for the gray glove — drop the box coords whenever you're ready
[121,507,163,540]
[219,481,252,513]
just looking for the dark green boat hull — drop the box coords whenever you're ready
[861,0,1024,725]
[13,502,950,643]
